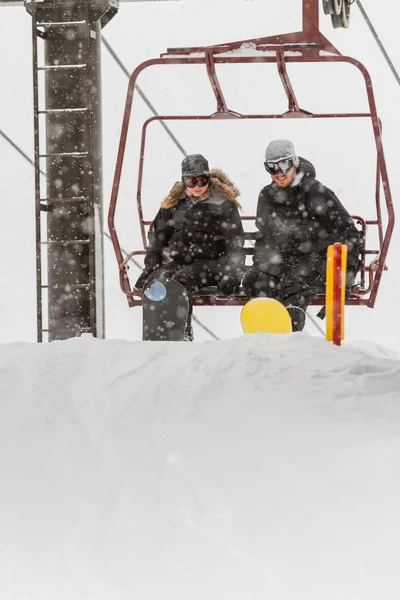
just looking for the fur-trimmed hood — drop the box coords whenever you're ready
[162,168,241,209]
[209,168,240,198]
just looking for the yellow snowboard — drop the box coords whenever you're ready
[241,298,292,334]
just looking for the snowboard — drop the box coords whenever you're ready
[142,278,190,341]
[241,298,293,334]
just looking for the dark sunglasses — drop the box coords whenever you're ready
[182,175,210,188]
[264,157,294,175]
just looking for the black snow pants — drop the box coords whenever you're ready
[242,255,328,331]
[146,259,234,291]
[243,255,327,306]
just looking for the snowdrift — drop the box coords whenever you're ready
[1,334,400,600]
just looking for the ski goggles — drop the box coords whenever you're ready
[264,157,294,175]
[182,175,210,188]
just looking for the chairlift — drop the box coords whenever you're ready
[108,0,394,310]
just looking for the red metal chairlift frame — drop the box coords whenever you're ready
[108,0,394,309]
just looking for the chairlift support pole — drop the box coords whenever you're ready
[25,0,118,342]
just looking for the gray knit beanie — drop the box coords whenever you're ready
[181,154,210,177]
[264,139,300,168]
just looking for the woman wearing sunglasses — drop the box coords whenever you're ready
[242,139,362,332]
[134,154,245,340]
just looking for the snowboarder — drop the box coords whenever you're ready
[242,139,362,331]
[135,154,245,340]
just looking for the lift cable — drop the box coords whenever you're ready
[0,127,220,340]
[355,0,400,88]
[101,36,187,155]
[307,311,325,337]
[0,129,37,169]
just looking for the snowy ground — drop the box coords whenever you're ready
[1,333,400,600]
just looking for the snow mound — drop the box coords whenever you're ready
[1,334,400,600]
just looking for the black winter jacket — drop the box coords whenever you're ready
[145,175,245,277]
[254,157,362,275]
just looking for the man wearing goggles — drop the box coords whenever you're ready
[264,157,295,176]
[243,139,362,332]
[134,154,245,341]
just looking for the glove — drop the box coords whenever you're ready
[188,244,205,259]
[218,274,241,296]
[188,244,218,260]
[134,267,153,291]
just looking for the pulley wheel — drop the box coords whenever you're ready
[331,0,351,28]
